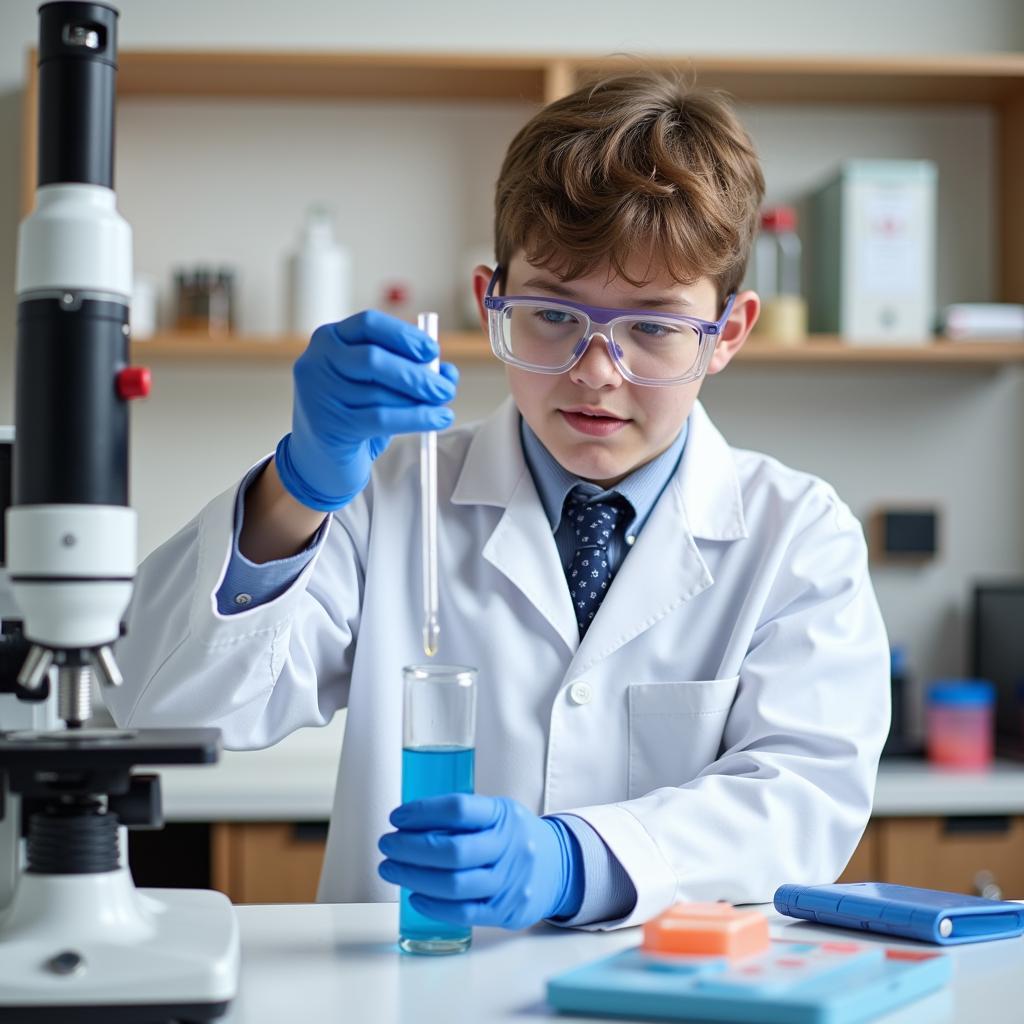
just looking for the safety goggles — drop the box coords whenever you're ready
[483,267,735,387]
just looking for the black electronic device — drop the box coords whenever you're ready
[881,646,923,759]
[883,511,937,555]
[870,506,940,563]
[972,583,1024,760]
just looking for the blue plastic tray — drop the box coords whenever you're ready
[547,937,950,1023]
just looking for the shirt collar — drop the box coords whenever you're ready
[520,416,689,537]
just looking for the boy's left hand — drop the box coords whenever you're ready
[377,794,583,930]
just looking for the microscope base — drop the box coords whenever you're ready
[0,868,239,1022]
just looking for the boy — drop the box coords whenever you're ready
[108,72,889,932]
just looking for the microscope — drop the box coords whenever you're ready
[0,3,239,1020]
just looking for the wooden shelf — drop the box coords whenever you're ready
[129,330,489,362]
[115,51,556,103]
[130,331,1024,368]
[132,333,307,360]
[738,337,1024,366]
[104,51,1024,106]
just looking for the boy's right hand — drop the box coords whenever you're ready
[274,310,458,512]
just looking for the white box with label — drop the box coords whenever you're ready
[810,160,937,344]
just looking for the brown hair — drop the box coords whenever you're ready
[494,70,765,302]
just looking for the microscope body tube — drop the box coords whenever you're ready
[5,2,137,656]
[37,1,118,190]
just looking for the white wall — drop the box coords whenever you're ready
[2,0,1024,84]
[1,0,1023,728]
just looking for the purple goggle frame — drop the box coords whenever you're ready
[483,266,736,387]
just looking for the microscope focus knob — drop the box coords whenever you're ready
[116,366,151,400]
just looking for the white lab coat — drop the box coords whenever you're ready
[108,397,889,931]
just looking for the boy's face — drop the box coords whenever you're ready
[472,252,758,488]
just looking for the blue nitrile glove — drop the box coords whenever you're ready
[275,310,459,511]
[377,794,584,930]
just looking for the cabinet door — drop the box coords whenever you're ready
[877,816,1024,898]
[836,822,879,882]
[212,822,327,904]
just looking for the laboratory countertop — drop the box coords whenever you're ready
[150,717,1024,821]
[221,901,1023,1024]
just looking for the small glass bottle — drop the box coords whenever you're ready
[399,664,477,955]
[212,268,235,335]
[173,264,233,336]
[751,206,808,345]
[173,268,196,331]
[194,266,212,329]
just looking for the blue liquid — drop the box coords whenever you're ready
[399,745,474,953]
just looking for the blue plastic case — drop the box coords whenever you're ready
[774,882,1024,945]
[547,937,950,1023]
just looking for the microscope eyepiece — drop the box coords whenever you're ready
[36,2,120,189]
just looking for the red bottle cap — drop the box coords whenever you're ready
[760,206,797,231]
[116,366,152,400]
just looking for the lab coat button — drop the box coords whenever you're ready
[569,681,592,705]
[234,593,252,606]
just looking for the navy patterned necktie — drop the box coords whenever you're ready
[563,492,632,638]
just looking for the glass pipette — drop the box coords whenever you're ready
[417,312,441,658]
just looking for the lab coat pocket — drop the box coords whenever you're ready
[627,676,740,799]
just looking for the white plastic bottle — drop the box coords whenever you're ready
[287,205,351,336]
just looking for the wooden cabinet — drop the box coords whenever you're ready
[836,822,880,883]
[838,816,1024,898]
[211,822,328,904]
[207,814,1024,905]
[876,816,1024,899]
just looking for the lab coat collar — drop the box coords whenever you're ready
[677,401,748,542]
[453,397,579,653]
[450,396,748,661]
[451,396,524,509]
[451,397,747,542]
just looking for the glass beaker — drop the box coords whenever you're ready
[399,664,477,955]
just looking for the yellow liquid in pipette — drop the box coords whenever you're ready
[422,620,440,658]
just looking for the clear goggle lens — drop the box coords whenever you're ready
[497,303,703,382]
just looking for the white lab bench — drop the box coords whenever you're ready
[220,901,1024,1023]
[128,729,1024,1022]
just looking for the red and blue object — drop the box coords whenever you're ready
[547,903,949,1023]
[925,679,996,769]
[774,882,1024,945]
